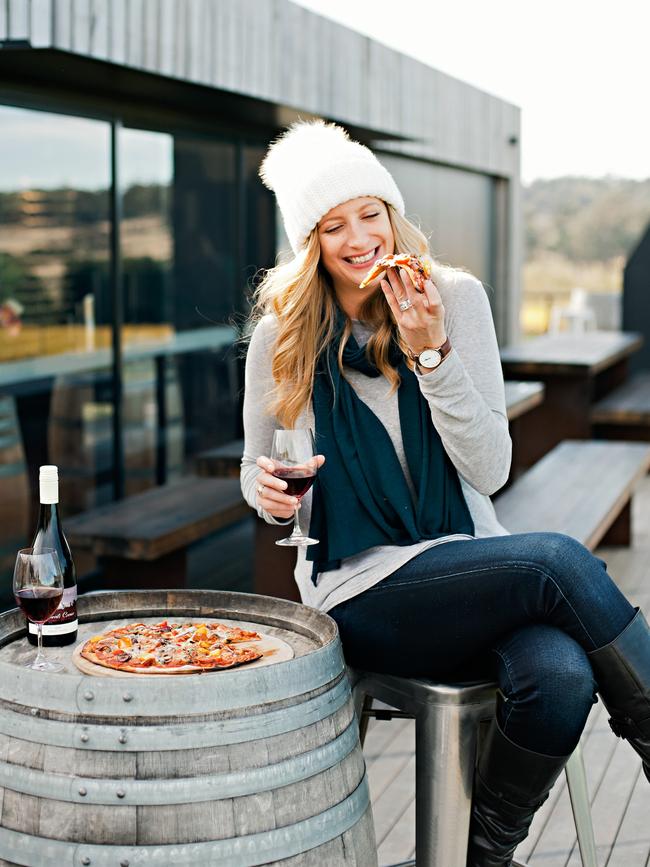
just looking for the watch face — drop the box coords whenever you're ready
[419,349,442,368]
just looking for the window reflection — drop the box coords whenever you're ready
[0,106,110,360]
[0,106,112,598]
[119,129,180,495]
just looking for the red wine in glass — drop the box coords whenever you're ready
[270,429,319,547]
[15,587,63,623]
[13,547,65,672]
[271,467,316,499]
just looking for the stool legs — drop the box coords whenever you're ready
[415,700,492,867]
[350,674,595,867]
[565,743,598,867]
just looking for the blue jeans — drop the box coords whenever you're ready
[329,532,636,756]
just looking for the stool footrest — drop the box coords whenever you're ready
[362,708,413,721]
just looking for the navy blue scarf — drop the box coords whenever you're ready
[307,321,474,583]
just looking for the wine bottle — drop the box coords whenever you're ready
[28,465,78,646]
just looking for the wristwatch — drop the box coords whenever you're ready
[408,336,452,373]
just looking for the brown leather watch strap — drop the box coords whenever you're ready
[408,336,452,364]
[433,336,452,359]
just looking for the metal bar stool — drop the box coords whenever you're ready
[350,670,597,867]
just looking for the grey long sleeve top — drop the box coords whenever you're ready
[241,271,511,612]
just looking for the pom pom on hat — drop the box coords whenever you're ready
[260,120,405,253]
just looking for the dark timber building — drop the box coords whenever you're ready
[0,0,521,598]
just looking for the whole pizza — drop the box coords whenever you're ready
[80,620,263,674]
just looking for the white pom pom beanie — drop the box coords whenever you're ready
[260,120,405,254]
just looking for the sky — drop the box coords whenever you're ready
[294,0,650,184]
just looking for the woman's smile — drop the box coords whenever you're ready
[344,246,380,267]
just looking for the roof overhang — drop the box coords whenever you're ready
[0,45,409,145]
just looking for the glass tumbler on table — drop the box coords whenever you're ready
[270,429,319,547]
[14,548,64,672]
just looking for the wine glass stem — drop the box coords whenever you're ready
[290,505,303,538]
[35,623,45,666]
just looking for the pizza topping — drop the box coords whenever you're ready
[80,621,263,674]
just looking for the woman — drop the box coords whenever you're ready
[241,121,650,866]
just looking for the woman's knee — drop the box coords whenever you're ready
[514,532,596,577]
[496,624,597,713]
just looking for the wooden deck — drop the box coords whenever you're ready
[364,476,650,867]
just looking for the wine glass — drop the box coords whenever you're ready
[14,548,64,672]
[271,429,319,546]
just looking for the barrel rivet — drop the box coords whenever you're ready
[120,860,130,867]
[78,787,87,797]
[81,858,91,866]
[122,693,133,703]
[30,707,38,716]
[83,690,94,701]
[80,733,89,743]
[118,732,127,744]
[116,788,126,799]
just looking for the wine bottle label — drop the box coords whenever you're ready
[30,585,77,633]
[29,618,78,636]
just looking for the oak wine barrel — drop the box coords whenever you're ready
[0,590,376,866]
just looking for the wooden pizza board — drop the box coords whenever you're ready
[72,618,294,677]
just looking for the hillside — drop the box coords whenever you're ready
[522,176,650,332]
[524,176,650,263]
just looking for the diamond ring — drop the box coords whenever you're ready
[257,484,265,496]
[399,298,413,311]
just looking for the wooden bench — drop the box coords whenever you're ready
[591,371,650,444]
[504,380,545,421]
[66,476,250,589]
[494,440,650,548]
[196,439,244,479]
[503,380,545,487]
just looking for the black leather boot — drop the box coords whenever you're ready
[587,608,650,782]
[466,718,568,867]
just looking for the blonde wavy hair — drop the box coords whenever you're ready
[248,203,457,429]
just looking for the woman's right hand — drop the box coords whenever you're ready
[255,455,325,519]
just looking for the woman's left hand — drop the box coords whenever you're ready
[380,267,447,356]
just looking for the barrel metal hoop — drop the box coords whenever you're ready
[0,718,360,805]
[0,640,345,717]
[0,676,350,751]
[0,772,370,866]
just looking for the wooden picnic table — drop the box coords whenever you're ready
[500,331,643,468]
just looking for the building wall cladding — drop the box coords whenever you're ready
[0,0,520,179]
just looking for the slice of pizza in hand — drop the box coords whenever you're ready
[359,253,432,291]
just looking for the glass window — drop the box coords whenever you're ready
[0,105,113,602]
